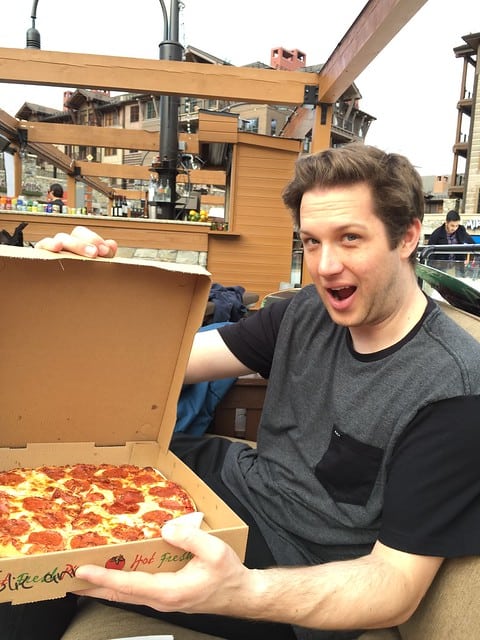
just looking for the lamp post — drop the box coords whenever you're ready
[26,0,41,48]
[26,0,183,220]
[153,0,183,220]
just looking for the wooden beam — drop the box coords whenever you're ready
[19,122,159,150]
[0,48,321,106]
[317,0,429,102]
[18,120,198,151]
[75,161,226,185]
[18,121,197,152]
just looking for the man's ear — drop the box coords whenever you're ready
[401,219,422,258]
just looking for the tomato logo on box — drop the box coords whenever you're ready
[105,554,126,570]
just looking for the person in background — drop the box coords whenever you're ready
[46,182,65,208]
[428,209,475,275]
[7,144,480,640]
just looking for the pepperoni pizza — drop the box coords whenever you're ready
[0,463,196,557]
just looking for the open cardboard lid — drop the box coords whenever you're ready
[0,245,211,452]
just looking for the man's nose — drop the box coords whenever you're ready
[317,246,343,275]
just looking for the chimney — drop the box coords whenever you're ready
[270,47,306,71]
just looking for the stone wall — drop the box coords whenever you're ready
[117,246,207,267]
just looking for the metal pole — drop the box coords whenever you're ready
[154,0,183,219]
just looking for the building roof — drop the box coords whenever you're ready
[184,45,232,65]
[15,102,64,120]
[65,89,113,109]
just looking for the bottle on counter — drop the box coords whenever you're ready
[155,178,171,203]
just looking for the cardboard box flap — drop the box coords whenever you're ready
[0,246,211,452]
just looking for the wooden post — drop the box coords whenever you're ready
[14,152,22,197]
[310,103,332,154]
[66,175,76,210]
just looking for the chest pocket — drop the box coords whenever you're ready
[314,427,383,506]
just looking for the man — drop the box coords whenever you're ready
[427,209,475,274]
[428,209,474,248]
[46,182,65,209]
[16,144,480,640]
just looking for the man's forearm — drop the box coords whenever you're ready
[223,544,442,631]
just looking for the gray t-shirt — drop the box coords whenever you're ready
[219,286,480,639]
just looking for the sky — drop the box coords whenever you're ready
[0,0,479,176]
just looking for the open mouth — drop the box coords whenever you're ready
[329,286,356,301]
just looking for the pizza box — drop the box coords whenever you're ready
[0,244,248,604]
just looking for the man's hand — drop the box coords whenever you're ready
[75,526,443,631]
[35,225,118,258]
[75,521,251,615]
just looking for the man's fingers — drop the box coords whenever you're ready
[69,226,118,257]
[35,227,118,258]
[76,564,156,595]
[75,565,178,609]
[161,522,226,561]
[34,237,63,252]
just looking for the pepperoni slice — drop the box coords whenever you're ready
[105,501,140,515]
[84,491,105,502]
[99,466,130,478]
[63,478,90,493]
[111,523,144,542]
[160,499,193,512]
[92,477,121,490]
[142,510,173,525]
[70,464,97,479]
[39,466,67,481]
[132,472,159,486]
[27,530,64,550]
[23,496,54,512]
[148,485,177,498]
[0,472,24,486]
[72,511,102,529]
[50,488,83,505]
[112,488,143,504]
[0,518,30,536]
[70,531,108,549]
[35,511,68,528]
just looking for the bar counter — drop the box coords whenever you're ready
[0,210,237,252]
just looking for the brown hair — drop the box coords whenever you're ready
[282,144,424,265]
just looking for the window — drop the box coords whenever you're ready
[240,118,259,133]
[146,100,157,120]
[104,148,117,156]
[104,111,118,126]
[130,105,139,123]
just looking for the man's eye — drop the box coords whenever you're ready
[302,237,319,247]
[344,234,359,242]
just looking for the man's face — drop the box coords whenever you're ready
[445,220,460,235]
[299,183,414,333]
